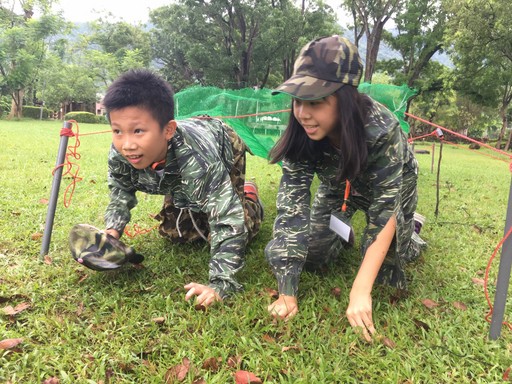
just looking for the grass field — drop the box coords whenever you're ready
[1,119,511,383]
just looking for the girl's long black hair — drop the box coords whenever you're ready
[269,85,373,181]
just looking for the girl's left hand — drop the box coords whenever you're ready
[346,289,375,342]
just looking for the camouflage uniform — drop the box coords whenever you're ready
[265,101,425,297]
[105,117,263,298]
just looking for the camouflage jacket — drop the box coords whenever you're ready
[105,118,248,297]
[265,101,420,296]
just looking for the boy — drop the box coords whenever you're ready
[102,69,263,308]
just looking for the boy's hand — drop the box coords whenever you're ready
[268,295,298,320]
[105,228,121,239]
[346,289,375,342]
[184,282,221,308]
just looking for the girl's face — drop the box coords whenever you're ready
[293,94,339,144]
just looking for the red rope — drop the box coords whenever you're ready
[123,223,158,238]
[52,120,83,208]
[484,225,512,331]
[406,112,512,159]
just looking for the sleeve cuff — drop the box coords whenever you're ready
[275,272,300,297]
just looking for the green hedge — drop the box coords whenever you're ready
[22,106,55,120]
[64,111,107,124]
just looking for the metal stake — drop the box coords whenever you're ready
[40,121,72,259]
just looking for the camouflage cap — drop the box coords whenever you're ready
[272,35,363,100]
[69,224,144,271]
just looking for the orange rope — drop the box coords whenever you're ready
[52,120,83,208]
[406,112,512,159]
[123,223,158,238]
[484,225,512,331]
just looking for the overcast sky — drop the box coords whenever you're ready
[52,0,348,24]
[54,0,172,23]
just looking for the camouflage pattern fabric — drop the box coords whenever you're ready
[272,35,363,100]
[265,100,426,297]
[105,117,263,298]
[155,123,262,244]
[69,224,144,271]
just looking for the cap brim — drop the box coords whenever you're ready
[271,74,345,100]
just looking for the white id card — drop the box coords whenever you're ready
[329,212,352,242]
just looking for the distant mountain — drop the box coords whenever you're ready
[342,28,452,67]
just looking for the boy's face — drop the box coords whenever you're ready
[109,106,176,170]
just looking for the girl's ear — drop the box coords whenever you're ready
[164,120,177,140]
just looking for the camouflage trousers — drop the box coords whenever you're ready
[154,122,263,244]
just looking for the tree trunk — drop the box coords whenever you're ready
[505,125,512,152]
[496,106,507,150]
[8,89,24,119]
[364,22,385,82]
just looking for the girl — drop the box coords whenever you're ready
[265,35,425,340]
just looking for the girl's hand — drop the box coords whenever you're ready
[268,295,298,320]
[184,282,222,308]
[346,289,375,342]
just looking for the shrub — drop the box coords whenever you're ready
[22,105,55,120]
[64,111,107,124]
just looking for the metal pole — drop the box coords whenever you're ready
[40,121,72,259]
[490,174,512,339]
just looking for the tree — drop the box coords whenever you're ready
[0,0,68,118]
[342,0,404,82]
[447,0,512,150]
[150,0,339,90]
[379,0,447,89]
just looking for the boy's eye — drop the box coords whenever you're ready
[134,128,143,134]
[112,129,121,135]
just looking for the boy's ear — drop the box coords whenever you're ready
[164,120,177,140]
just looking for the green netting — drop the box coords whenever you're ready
[358,83,417,133]
[174,83,417,159]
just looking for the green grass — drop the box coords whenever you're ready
[1,119,511,383]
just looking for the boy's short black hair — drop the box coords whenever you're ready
[103,69,175,128]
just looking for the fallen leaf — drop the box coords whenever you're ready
[234,370,262,384]
[194,304,206,312]
[472,277,485,286]
[42,378,60,384]
[476,270,484,276]
[331,287,342,298]
[0,338,23,350]
[281,345,302,352]
[503,367,511,381]
[152,317,166,324]
[227,355,242,368]
[165,357,190,383]
[413,319,430,331]
[11,211,21,216]
[39,198,49,205]
[89,179,96,184]
[192,379,206,384]
[262,334,275,343]
[76,302,84,317]
[31,232,43,241]
[452,301,468,311]
[421,299,439,309]
[472,224,482,234]
[2,302,31,315]
[201,357,221,372]
[381,337,396,349]
[44,255,52,265]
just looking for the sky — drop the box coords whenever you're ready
[53,0,349,24]
[55,0,173,23]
